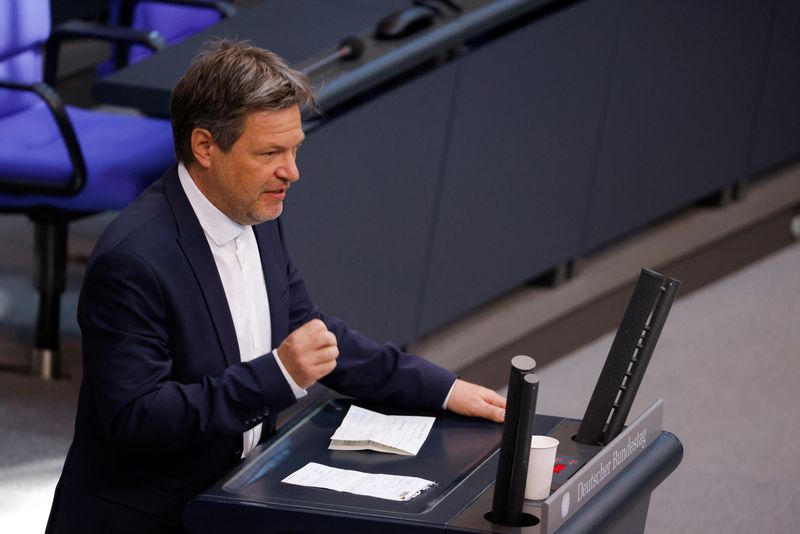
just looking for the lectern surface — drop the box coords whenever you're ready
[186,399,563,527]
[222,399,517,514]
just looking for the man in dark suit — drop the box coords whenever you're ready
[46,39,506,533]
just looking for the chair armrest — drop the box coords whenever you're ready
[0,81,87,196]
[117,0,239,26]
[45,20,167,85]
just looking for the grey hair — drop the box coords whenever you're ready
[170,39,316,164]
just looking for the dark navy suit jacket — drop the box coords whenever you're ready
[46,166,456,533]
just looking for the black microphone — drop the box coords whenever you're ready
[302,36,365,75]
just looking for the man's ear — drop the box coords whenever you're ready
[190,128,214,169]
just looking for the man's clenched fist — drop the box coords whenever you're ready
[275,319,339,389]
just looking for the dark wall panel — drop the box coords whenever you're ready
[582,0,773,252]
[283,67,456,344]
[749,0,800,175]
[417,0,619,335]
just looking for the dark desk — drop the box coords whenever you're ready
[183,398,682,533]
[92,0,409,116]
[92,0,569,117]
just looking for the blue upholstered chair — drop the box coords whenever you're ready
[106,0,237,71]
[0,0,176,378]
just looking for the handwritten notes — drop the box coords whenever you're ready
[329,405,435,456]
[282,462,435,501]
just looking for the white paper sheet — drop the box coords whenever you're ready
[329,405,435,456]
[282,462,436,502]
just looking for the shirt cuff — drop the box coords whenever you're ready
[273,349,308,399]
[442,379,457,410]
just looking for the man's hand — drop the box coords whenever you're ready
[446,379,506,423]
[275,319,338,389]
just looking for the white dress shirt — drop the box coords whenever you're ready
[178,163,306,457]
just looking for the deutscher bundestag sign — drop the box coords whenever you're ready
[540,399,664,533]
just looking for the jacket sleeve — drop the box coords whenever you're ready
[78,248,296,454]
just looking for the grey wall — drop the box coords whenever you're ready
[582,0,774,251]
[418,0,619,333]
[282,0,799,348]
[284,66,457,343]
[749,0,800,176]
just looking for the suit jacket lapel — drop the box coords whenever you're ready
[254,222,289,347]
[163,166,240,367]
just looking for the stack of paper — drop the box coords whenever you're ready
[329,405,436,456]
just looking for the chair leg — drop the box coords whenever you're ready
[31,220,67,379]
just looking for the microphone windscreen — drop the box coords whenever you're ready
[339,36,365,60]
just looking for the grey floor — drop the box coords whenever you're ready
[530,240,800,534]
[1,224,799,533]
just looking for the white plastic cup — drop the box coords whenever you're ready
[525,435,559,500]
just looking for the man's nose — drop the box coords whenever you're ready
[277,154,300,182]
